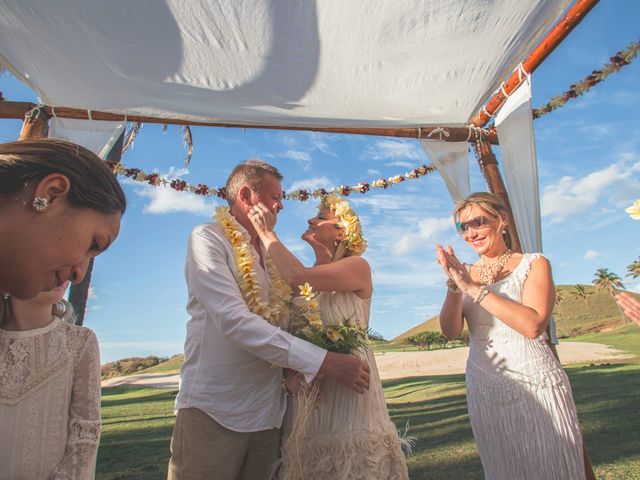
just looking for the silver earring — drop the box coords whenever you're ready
[32,196,49,212]
[502,230,507,234]
[2,293,9,300]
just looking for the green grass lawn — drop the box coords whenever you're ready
[98,326,640,480]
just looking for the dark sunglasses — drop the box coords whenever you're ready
[455,216,489,233]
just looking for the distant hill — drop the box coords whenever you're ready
[102,285,638,376]
[391,285,637,344]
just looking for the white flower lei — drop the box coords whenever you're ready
[215,206,292,326]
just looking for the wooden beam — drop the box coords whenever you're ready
[471,0,600,127]
[0,101,499,144]
[475,140,522,253]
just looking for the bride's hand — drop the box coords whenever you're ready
[284,371,306,396]
[249,202,277,238]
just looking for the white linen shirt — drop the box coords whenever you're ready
[175,221,327,432]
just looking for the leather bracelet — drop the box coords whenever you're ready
[446,278,461,293]
[473,285,490,304]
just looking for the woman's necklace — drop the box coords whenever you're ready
[476,249,513,285]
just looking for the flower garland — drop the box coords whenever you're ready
[105,158,436,202]
[215,205,292,325]
[532,40,639,120]
[319,194,367,256]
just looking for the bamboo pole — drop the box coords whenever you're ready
[475,141,522,253]
[471,0,600,127]
[0,101,499,144]
[18,106,49,140]
[68,131,125,326]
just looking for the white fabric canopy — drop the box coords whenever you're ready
[0,0,570,127]
[49,118,125,159]
[495,78,557,343]
[420,140,470,202]
[495,79,542,254]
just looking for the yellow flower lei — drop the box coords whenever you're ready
[319,194,367,255]
[215,206,292,326]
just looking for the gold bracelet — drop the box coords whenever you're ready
[473,285,490,304]
[446,278,461,293]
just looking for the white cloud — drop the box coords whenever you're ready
[584,250,602,260]
[282,150,312,169]
[124,168,218,216]
[365,138,424,161]
[288,176,333,192]
[367,169,381,176]
[88,287,97,300]
[541,163,633,222]
[395,217,453,255]
[137,185,216,216]
[385,160,416,168]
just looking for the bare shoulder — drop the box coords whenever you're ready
[530,253,552,270]
[336,256,371,272]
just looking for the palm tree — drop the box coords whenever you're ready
[627,257,640,279]
[571,284,593,317]
[553,292,570,335]
[593,268,626,323]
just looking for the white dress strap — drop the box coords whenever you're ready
[511,252,545,289]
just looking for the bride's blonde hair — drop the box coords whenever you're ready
[318,194,367,261]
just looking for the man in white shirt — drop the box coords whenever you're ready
[168,160,370,480]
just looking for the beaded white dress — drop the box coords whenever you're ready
[0,318,101,480]
[463,253,585,480]
[280,290,409,480]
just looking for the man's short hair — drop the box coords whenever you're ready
[225,159,283,206]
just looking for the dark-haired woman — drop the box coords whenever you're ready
[437,192,585,480]
[0,139,126,300]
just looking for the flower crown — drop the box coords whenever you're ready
[318,194,367,256]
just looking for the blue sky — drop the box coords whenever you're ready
[1,2,639,363]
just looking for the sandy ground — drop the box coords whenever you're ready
[101,341,634,389]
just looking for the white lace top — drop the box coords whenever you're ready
[0,318,101,480]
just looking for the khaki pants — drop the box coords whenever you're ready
[167,408,280,480]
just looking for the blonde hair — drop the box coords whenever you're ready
[225,159,283,206]
[454,192,512,249]
[318,194,367,257]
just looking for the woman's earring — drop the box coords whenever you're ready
[32,197,49,212]
[502,229,507,234]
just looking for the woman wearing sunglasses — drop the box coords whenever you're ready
[436,192,585,480]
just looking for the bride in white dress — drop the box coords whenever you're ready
[437,192,586,480]
[249,195,409,480]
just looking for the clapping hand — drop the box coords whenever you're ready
[436,244,474,293]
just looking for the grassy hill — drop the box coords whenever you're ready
[392,285,636,344]
[101,285,637,376]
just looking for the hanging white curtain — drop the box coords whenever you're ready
[49,117,125,158]
[495,78,557,343]
[420,140,470,202]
